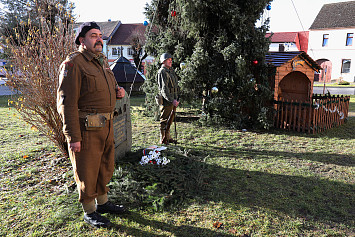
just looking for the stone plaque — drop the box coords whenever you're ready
[113,93,132,162]
[114,115,126,144]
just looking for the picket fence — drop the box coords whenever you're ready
[273,94,350,134]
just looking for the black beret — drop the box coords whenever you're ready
[75,22,101,45]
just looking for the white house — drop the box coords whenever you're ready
[308,1,355,83]
[106,23,155,70]
[74,21,154,72]
[266,31,309,53]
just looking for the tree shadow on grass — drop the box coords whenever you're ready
[183,145,355,227]
[184,143,355,167]
[110,212,234,237]
[116,146,354,232]
[202,165,354,226]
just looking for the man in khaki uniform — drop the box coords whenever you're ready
[57,22,127,228]
[157,53,180,144]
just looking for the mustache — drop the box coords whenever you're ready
[94,42,103,47]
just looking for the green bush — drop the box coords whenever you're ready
[338,80,350,85]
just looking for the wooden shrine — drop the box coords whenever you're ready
[266,51,350,133]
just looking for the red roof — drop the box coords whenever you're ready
[265,32,298,43]
[266,31,309,52]
[109,24,147,45]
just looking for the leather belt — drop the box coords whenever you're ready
[78,111,115,120]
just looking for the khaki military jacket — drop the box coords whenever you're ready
[157,65,179,106]
[57,46,117,143]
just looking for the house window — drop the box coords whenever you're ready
[346,33,353,46]
[341,59,351,73]
[278,44,285,52]
[322,34,329,47]
[112,48,118,56]
[128,48,135,56]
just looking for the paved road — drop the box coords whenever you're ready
[1,84,354,96]
[313,86,355,95]
[0,85,18,96]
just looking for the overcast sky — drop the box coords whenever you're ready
[0,0,352,32]
[70,0,352,32]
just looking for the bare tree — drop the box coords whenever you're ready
[5,6,76,155]
[130,29,147,72]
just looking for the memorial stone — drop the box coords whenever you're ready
[113,93,132,162]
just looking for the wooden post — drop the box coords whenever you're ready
[289,100,294,131]
[312,99,317,134]
[307,102,312,134]
[293,100,298,131]
[297,100,302,132]
[318,99,324,132]
[330,97,334,128]
[284,99,289,129]
[276,100,280,128]
[280,99,284,129]
[302,102,307,133]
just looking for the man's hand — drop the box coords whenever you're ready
[69,142,81,153]
[172,99,179,107]
[116,86,125,99]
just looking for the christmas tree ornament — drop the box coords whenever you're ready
[180,62,186,69]
[266,4,271,10]
[171,10,177,17]
[252,60,258,65]
[143,20,149,26]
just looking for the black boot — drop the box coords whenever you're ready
[84,211,111,228]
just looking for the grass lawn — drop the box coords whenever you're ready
[0,94,354,236]
[313,82,355,88]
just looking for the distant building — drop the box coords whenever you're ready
[107,23,154,68]
[308,1,355,83]
[74,21,154,73]
[266,31,309,53]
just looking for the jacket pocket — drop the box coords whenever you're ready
[106,69,117,89]
[83,71,105,92]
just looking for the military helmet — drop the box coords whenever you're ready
[160,53,172,64]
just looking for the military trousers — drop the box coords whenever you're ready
[160,104,175,130]
[68,119,115,204]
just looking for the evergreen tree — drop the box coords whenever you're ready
[142,0,273,129]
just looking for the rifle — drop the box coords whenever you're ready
[161,106,177,144]
[174,110,177,142]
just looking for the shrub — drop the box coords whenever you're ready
[4,6,76,155]
[338,80,350,85]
